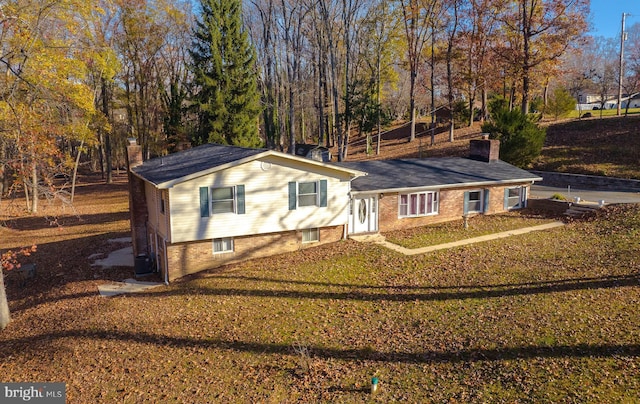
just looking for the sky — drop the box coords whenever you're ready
[589,0,640,39]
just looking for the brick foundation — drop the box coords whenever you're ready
[165,225,344,281]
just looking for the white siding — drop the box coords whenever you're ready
[145,183,170,240]
[168,157,353,243]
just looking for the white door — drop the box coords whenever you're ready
[350,196,378,234]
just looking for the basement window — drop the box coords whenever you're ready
[302,228,319,243]
[213,237,234,254]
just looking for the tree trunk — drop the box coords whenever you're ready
[31,160,38,213]
[0,268,9,330]
[102,78,113,184]
[376,47,382,155]
[288,86,296,153]
[71,138,84,203]
[520,0,530,115]
[446,1,458,143]
[409,69,416,142]
[481,83,488,122]
[430,25,436,146]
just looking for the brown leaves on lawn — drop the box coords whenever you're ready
[1,174,640,402]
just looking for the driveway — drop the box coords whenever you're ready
[530,185,640,204]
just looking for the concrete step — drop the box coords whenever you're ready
[564,202,602,217]
[349,233,386,243]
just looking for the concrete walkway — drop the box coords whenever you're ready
[98,278,164,297]
[358,221,565,256]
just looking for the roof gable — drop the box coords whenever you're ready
[132,143,363,188]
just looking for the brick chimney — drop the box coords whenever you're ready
[469,134,500,162]
[126,137,143,169]
[126,138,149,260]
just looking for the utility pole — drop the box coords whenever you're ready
[617,13,629,116]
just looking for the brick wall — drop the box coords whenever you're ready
[378,185,529,232]
[128,171,148,257]
[165,225,344,281]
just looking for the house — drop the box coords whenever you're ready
[340,138,542,234]
[127,142,365,282]
[293,144,332,162]
[127,137,541,282]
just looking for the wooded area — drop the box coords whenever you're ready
[2,0,639,213]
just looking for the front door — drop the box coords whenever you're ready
[350,195,378,234]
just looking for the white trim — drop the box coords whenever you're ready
[398,190,439,218]
[350,178,542,196]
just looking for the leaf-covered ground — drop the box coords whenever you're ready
[533,115,640,178]
[1,174,639,402]
[346,115,640,180]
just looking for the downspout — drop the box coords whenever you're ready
[155,188,169,285]
[163,237,169,285]
[344,192,351,240]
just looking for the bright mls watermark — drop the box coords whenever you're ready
[0,383,65,403]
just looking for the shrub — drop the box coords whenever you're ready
[547,88,577,120]
[481,105,546,168]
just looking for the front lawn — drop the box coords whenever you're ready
[384,211,557,249]
[1,179,638,402]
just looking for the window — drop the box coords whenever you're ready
[288,180,327,210]
[212,187,235,213]
[200,185,245,217]
[213,237,233,253]
[302,228,319,243]
[505,187,526,210]
[160,191,165,214]
[466,191,482,213]
[464,190,489,214]
[399,191,439,217]
[298,182,318,207]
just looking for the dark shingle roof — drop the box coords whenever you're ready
[339,158,542,192]
[132,143,268,186]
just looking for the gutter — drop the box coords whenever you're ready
[349,178,543,196]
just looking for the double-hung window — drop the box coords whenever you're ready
[212,187,235,214]
[464,189,489,214]
[399,191,439,217]
[200,185,245,217]
[504,186,526,210]
[298,182,318,207]
[289,180,328,210]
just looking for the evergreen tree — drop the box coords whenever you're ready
[546,88,577,120]
[190,0,262,147]
[481,105,546,168]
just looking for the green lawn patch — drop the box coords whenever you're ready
[383,211,556,249]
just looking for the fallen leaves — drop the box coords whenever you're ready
[1,174,640,402]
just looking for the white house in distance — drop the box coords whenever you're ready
[127,138,541,283]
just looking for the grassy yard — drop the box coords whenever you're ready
[1,176,638,402]
[566,107,640,119]
[384,211,557,249]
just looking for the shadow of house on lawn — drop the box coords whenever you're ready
[129,273,639,303]
[1,328,638,364]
